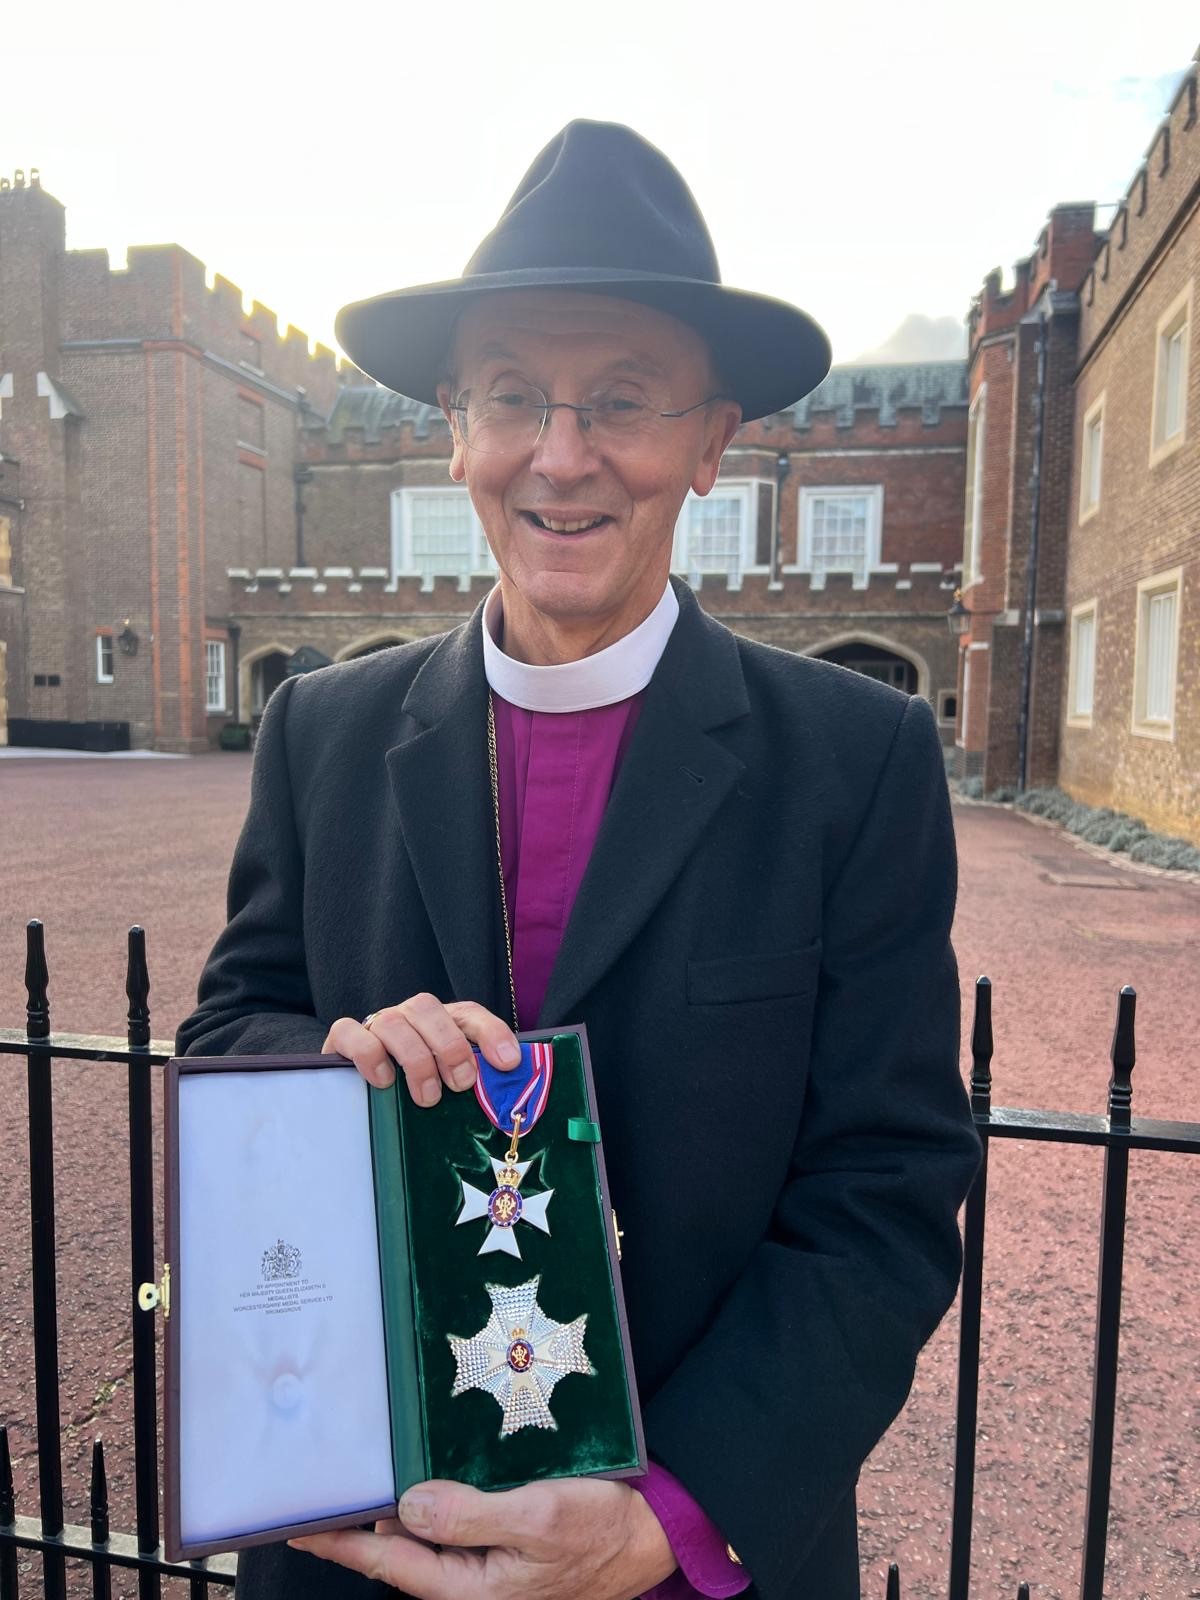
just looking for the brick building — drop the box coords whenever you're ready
[955,53,1198,844]
[0,170,968,753]
[229,364,967,728]
[0,169,342,753]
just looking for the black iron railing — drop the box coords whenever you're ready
[1,919,1197,1599]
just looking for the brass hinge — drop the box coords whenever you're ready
[137,1263,171,1318]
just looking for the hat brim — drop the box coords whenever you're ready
[334,267,831,423]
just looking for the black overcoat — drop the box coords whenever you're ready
[177,579,982,1600]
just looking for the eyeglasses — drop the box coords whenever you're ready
[449,379,731,455]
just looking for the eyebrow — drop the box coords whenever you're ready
[468,346,671,383]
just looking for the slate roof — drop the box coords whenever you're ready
[790,360,969,428]
[321,359,970,440]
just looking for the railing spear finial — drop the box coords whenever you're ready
[1108,985,1136,1131]
[970,975,993,1113]
[885,1561,900,1598]
[126,926,151,1050]
[25,918,50,1040]
[90,1436,110,1547]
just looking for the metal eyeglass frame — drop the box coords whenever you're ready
[448,389,732,449]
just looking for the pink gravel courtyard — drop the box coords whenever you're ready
[1,752,1198,1599]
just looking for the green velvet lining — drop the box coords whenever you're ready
[367,1083,429,1496]
[393,1032,640,1490]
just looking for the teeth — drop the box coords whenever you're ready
[535,515,605,533]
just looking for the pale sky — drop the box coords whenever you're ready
[3,1,1197,370]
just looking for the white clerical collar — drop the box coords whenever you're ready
[482,582,678,713]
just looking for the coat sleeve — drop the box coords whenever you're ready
[175,674,328,1059]
[640,692,982,1600]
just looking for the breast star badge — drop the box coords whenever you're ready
[455,1152,554,1258]
[448,1276,593,1436]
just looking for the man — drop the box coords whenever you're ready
[178,120,981,1600]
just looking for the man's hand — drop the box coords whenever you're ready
[289,1477,676,1600]
[322,997,521,1105]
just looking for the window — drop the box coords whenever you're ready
[1080,396,1104,520]
[1150,284,1191,462]
[96,633,114,684]
[936,689,957,724]
[673,480,758,587]
[1067,602,1096,724]
[391,487,493,585]
[206,640,227,714]
[797,485,883,588]
[238,395,265,450]
[963,385,986,583]
[1132,570,1181,737]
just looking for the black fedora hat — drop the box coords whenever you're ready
[335,120,831,422]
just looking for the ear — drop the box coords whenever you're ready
[690,401,742,496]
[437,381,468,483]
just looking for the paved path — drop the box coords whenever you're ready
[2,756,1197,1598]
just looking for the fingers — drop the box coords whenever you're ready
[329,996,522,1107]
[445,1001,522,1073]
[396,1480,556,1554]
[322,1015,396,1089]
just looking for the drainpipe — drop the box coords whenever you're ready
[1015,299,1050,793]
[772,452,791,584]
[228,624,241,723]
[294,386,313,568]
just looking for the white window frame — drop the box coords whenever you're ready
[935,687,957,726]
[95,633,114,684]
[671,479,762,590]
[963,384,986,586]
[1131,569,1182,739]
[793,484,884,590]
[391,486,495,590]
[205,639,227,714]
[1066,600,1097,727]
[1079,394,1104,523]
[1149,282,1191,465]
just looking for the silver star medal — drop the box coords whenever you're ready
[456,1151,554,1259]
[448,1276,593,1436]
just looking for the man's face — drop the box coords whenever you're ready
[438,291,741,635]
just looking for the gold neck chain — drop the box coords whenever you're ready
[486,689,521,1033]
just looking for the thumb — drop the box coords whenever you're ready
[397,1480,544,1549]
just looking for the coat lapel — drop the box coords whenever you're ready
[384,609,505,1012]
[538,584,750,1026]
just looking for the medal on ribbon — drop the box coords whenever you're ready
[456,1041,555,1257]
[448,1275,593,1436]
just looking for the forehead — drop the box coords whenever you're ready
[451,289,711,380]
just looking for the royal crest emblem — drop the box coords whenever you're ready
[456,1149,554,1259]
[261,1239,302,1281]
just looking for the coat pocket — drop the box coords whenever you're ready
[686,940,822,1006]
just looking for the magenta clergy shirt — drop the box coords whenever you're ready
[492,691,750,1600]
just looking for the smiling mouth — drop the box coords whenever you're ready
[523,512,611,534]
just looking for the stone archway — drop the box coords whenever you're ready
[805,631,929,699]
[240,642,291,722]
[335,633,409,662]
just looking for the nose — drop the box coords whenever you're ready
[528,402,599,485]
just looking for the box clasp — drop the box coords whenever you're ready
[137,1262,171,1318]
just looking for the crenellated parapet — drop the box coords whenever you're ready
[55,230,346,411]
[1079,54,1200,358]
[226,562,962,616]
